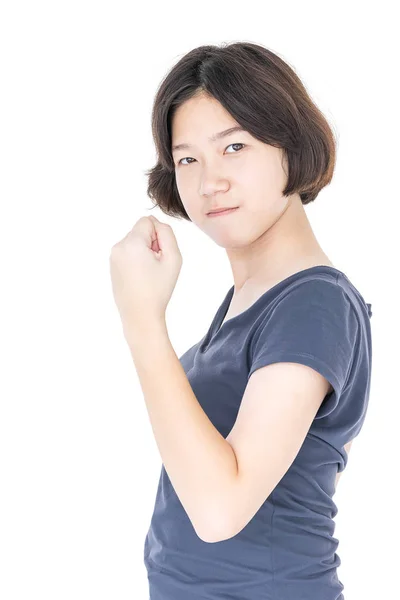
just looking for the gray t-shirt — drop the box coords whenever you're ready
[143,265,373,599]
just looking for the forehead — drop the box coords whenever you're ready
[171,94,248,152]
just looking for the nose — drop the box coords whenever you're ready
[199,171,230,198]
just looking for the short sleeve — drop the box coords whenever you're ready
[248,279,359,419]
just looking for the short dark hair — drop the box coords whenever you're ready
[144,41,337,222]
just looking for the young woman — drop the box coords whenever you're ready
[138,42,373,599]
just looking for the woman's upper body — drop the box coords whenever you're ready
[143,264,373,600]
[145,41,373,599]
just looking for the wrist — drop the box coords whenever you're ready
[124,316,168,350]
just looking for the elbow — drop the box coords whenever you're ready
[179,497,236,543]
[192,452,241,543]
[193,516,226,544]
[197,524,235,544]
[195,508,238,543]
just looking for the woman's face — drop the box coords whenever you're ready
[171,92,290,249]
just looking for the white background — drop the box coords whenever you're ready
[1,1,397,598]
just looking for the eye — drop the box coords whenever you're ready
[177,143,245,166]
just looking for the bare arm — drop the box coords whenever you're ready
[126,320,239,543]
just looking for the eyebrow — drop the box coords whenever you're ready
[171,126,247,153]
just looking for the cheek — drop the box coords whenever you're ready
[175,191,203,223]
[175,172,196,206]
[235,161,271,197]
[175,167,193,187]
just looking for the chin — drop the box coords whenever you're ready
[208,232,247,249]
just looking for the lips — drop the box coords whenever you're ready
[207,207,239,216]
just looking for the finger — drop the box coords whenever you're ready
[134,215,158,243]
